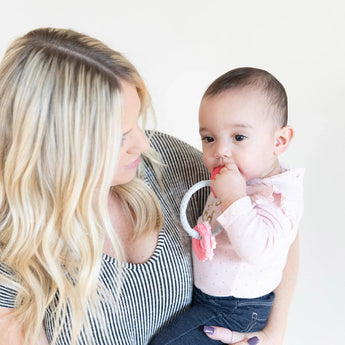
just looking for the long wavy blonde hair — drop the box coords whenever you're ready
[0,28,162,345]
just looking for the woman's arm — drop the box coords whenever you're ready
[0,308,25,345]
[0,308,49,345]
[205,233,300,344]
[258,232,300,344]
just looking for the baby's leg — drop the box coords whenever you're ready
[149,288,274,344]
[149,303,223,345]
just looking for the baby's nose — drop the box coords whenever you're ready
[215,143,231,158]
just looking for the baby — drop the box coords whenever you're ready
[150,67,304,344]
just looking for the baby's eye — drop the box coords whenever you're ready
[202,136,214,143]
[234,134,246,141]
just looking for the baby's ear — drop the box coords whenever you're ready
[274,126,294,155]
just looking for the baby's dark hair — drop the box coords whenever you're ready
[203,67,288,127]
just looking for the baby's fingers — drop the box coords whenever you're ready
[223,161,240,173]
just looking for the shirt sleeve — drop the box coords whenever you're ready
[217,195,298,264]
[0,263,17,308]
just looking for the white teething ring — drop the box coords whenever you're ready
[180,180,223,239]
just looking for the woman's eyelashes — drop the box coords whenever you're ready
[120,135,127,146]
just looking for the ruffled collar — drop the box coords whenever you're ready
[246,164,305,218]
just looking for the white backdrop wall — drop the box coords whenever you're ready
[1,1,344,344]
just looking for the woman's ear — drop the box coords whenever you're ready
[274,126,294,156]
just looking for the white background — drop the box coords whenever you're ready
[1,1,344,344]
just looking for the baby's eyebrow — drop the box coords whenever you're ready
[199,123,253,132]
[199,122,254,134]
[232,122,253,129]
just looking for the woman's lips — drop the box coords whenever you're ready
[124,156,141,169]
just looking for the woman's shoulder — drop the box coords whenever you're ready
[144,131,210,225]
[145,130,208,177]
[0,262,17,308]
[146,130,200,152]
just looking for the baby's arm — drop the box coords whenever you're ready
[211,164,297,263]
[218,195,295,263]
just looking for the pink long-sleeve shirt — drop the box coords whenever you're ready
[193,166,305,298]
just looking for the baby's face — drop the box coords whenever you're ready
[199,87,282,181]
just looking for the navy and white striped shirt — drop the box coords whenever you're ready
[0,131,209,345]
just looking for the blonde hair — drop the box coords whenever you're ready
[0,28,162,345]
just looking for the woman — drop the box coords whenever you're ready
[0,28,298,345]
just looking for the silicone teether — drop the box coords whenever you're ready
[210,165,224,196]
[180,180,223,239]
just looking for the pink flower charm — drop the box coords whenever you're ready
[192,222,216,261]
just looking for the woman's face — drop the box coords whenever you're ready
[111,81,150,186]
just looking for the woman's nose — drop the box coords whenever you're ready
[132,128,150,154]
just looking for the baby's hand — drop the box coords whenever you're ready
[211,163,246,210]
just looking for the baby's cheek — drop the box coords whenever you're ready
[203,158,213,174]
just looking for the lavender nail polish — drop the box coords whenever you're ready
[247,336,259,345]
[203,326,215,335]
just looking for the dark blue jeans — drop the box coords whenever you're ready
[149,286,274,345]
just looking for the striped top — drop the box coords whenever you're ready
[0,131,209,345]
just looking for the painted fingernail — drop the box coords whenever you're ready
[247,336,259,345]
[203,326,215,335]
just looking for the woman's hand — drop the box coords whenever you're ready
[203,325,279,345]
